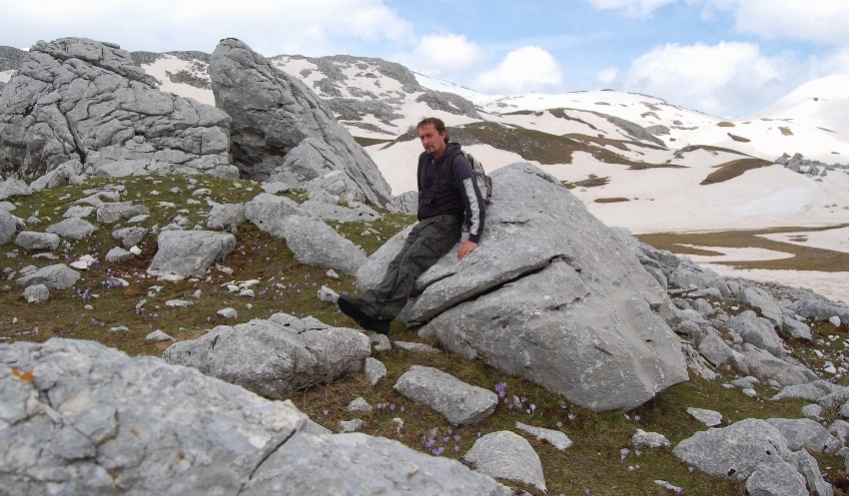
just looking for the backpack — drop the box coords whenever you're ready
[459,150,493,204]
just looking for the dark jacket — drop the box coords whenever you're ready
[416,143,486,243]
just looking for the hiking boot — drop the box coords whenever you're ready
[338,295,391,335]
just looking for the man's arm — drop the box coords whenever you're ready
[452,153,486,259]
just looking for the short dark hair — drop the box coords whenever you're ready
[417,117,449,144]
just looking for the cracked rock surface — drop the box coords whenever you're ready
[1,338,512,495]
[0,37,237,180]
[358,163,688,411]
[209,38,392,206]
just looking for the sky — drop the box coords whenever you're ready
[3,0,849,117]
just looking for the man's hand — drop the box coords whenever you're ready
[457,240,478,260]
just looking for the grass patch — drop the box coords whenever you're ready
[700,158,773,185]
[595,197,630,203]
[354,136,394,147]
[638,225,849,271]
[716,121,736,128]
[562,174,610,189]
[727,133,751,143]
[779,126,794,136]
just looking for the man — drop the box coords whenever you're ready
[337,117,486,334]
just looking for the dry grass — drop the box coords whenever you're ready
[700,158,774,185]
[638,225,849,272]
[595,197,631,203]
[727,133,751,143]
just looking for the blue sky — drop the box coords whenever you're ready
[4,0,849,117]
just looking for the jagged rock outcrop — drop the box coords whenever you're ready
[0,38,237,180]
[209,38,391,205]
[1,338,512,495]
[358,163,688,411]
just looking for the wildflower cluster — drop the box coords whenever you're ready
[424,427,463,457]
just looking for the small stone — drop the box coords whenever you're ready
[346,397,373,412]
[22,284,49,303]
[830,316,842,328]
[217,307,238,319]
[339,419,364,433]
[317,285,338,303]
[146,330,174,342]
[166,299,193,308]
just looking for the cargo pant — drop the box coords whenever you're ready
[360,214,461,320]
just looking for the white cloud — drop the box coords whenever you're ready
[701,0,849,46]
[586,0,677,18]
[404,34,484,75]
[620,41,804,116]
[471,46,564,94]
[4,0,414,56]
[596,67,619,86]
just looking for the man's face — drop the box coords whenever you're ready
[418,123,447,157]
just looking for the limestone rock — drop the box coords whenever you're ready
[16,264,79,289]
[793,297,849,328]
[364,357,387,386]
[206,202,246,229]
[21,284,49,303]
[105,247,134,263]
[300,199,380,223]
[740,286,783,327]
[742,344,817,386]
[765,418,841,453]
[365,163,687,411]
[727,310,786,358]
[15,231,60,251]
[393,365,498,426]
[276,214,366,276]
[96,202,149,224]
[745,457,808,496]
[0,178,32,200]
[2,339,508,495]
[0,210,19,244]
[147,230,236,278]
[244,192,303,235]
[0,38,236,180]
[687,407,722,427]
[463,431,546,492]
[242,431,512,495]
[163,313,370,398]
[632,428,671,448]
[773,380,841,402]
[208,38,391,204]
[673,419,796,481]
[515,421,573,450]
[112,226,148,247]
[45,217,97,240]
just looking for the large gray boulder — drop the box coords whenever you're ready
[16,264,80,289]
[1,338,510,496]
[361,163,687,411]
[163,313,371,398]
[0,38,237,180]
[147,230,236,278]
[208,38,391,205]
